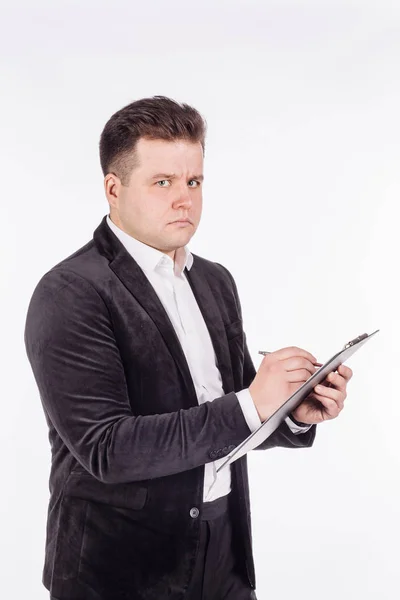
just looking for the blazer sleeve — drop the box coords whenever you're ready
[24,269,254,484]
[216,263,317,451]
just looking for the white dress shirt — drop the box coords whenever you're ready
[106,215,311,502]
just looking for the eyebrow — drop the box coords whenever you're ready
[150,173,204,181]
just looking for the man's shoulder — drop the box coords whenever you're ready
[29,238,109,304]
[32,245,237,305]
[191,252,234,286]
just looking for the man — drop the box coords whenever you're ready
[24,95,353,600]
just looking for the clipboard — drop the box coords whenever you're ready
[216,329,380,473]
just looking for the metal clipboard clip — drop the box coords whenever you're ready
[343,333,369,349]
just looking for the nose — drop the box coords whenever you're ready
[173,185,193,210]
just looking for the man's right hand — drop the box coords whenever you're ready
[249,346,318,422]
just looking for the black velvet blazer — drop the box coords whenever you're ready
[24,215,316,599]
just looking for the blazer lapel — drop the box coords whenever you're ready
[93,216,234,408]
[184,263,235,395]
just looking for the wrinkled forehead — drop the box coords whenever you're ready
[134,137,204,177]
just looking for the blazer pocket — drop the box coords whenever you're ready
[64,471,148,510]
[225,319,243,341]
[54,496,89,581]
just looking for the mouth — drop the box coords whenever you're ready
[170,219,192,224]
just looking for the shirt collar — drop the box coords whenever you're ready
[106,214,193,276]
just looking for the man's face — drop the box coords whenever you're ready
[106,137,204,259]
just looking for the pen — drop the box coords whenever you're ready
[258,351,323,368]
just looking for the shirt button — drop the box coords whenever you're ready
[190,507,199,519]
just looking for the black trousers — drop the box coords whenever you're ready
[50,493,256,600]
[185,493,257,600]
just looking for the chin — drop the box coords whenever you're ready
[175,227,194,237]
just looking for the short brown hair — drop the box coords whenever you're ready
[99,95,207,186]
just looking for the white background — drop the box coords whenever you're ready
[1,1,399,598]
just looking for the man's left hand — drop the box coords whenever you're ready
[291,364,353,425]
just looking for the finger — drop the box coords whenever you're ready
[287,368,315,383]
[314,385,345,410]
[324,371,347,393]
[274,346,317,365]
[338,364,353,381]
[312,394,342,418]
[283,357,317,377]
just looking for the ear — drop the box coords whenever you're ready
[104,173,122,208]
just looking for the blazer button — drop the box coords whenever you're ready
[228,445,235,451]
[222,446,228,454]
[190,507,199,519]
[210,451,217,459]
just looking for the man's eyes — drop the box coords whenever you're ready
[156,180,201,187]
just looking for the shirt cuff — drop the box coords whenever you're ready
[236,388,262,432]
[236,389,312,435]
[285,416,312,435]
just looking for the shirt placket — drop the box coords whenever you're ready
[173,271,219,494]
